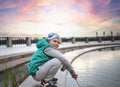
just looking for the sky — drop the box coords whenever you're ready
[0,0,120,37]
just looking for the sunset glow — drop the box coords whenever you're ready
[0,0,120,37]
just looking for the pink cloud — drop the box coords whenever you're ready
[72,0,111,16]
[0,0,16,10]
[0,0,119,28]
[20,0,37,12]
[99,7,120,16]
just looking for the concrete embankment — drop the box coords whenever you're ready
[19,44,120,87]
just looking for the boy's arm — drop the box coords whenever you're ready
[44,47,76,75]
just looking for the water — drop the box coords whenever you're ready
[66,47,120,87]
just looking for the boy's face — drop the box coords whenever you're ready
[49,38,61,49]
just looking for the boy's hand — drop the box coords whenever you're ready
[61,66,66,71]
[72,73,78,79]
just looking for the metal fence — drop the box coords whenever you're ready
[0,37,39,47]
[0,36,120,47]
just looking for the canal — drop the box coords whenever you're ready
[66,47,120,87]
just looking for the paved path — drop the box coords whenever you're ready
[0,42,81,56]
[1,41,119,56]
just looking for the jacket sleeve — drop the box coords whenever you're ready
[44,47,76,75]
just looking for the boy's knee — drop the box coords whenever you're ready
[53,58,61,67]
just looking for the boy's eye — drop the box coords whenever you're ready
[53,40,60,44]
[57,41,60,44]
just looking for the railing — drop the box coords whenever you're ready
[0,37,40,47]
[0,36,120,47]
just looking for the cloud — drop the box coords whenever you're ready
[0,0,119,37]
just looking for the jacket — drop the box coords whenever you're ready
[28,39,53,75]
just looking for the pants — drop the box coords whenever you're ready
[32,58,61,81]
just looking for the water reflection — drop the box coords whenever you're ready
[66,47,120,87]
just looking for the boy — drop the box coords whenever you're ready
[28,33,78,87]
